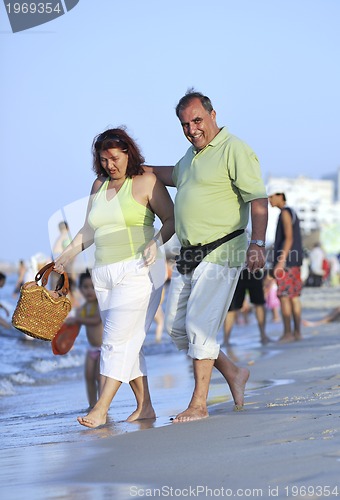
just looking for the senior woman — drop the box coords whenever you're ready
[54,127,174,428]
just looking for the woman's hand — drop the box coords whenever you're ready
[143,239,158,267]
[54,256,69,274]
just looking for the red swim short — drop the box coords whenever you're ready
[275,266,303,298]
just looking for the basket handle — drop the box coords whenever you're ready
[35,262,70,296]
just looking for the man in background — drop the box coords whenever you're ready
[223,269,270,346]
[268,186,303,342]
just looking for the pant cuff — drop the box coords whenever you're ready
[187,343,219,360]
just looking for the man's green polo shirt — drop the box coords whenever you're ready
[172,127,267,267]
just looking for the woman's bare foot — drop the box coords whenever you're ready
[228,366,250,408]
[126,404,156,422]
[77,407,107,428]
[172,405,209,423]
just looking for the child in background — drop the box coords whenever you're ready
[66,271,103,409]
[263,271,281,323]
[0,272,11,330]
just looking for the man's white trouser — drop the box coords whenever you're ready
[165,261,242,359]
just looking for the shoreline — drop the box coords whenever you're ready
[1,287,340,499]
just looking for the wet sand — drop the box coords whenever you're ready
[1,287,340,499]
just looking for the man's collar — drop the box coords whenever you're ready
[209,126,229,147]
[192,126,229,154]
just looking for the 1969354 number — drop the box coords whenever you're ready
[6,3,62,14]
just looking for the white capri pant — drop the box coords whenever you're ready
[165,261,242,360]
[92,258,164,383]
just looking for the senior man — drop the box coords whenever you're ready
[147,90,268,422]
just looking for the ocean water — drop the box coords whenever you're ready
[0,272,288,451]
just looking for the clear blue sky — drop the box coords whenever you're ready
[1,0,340,263]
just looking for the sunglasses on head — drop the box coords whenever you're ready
[96,132,128,149]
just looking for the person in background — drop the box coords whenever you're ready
[23,253,50,282]
[233,297,253,326]
[302,305,340,327]
[53,221,72,256]
[263,270,281,323]
[12,259,27,298]
[65,271,103,409]
[268,186,303,342]
[54,127,175,428]
[223,269,270,345]
[308,242,325,287]
[153,290,165,343]
[322,256,331,285]
[152,258,173,343]
[0,272,11,330]
[146,90,268,422]
[329,255,340,287]
[52,221,75,284]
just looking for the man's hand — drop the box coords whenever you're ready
[246,244,266,272]
[273,261,286,279]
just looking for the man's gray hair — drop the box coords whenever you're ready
[175,88,214,117]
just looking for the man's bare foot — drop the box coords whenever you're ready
[278,334,295,343]
[77,408,107,428]
[261,335,272,345]
[228,367,250,408]
[172,405,209,423]
[126,404,156,422]
[294,332,303,341]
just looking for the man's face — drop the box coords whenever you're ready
[178,98,220,150]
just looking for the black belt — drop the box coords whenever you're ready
[175,229,245,275]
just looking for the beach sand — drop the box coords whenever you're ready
[1,287,340,499]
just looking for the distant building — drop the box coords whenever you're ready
[266,170,340,251]
[322,166,340,202]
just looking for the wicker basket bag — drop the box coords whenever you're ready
[12,262,72,341]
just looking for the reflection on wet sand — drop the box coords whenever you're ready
[80,416,158,439]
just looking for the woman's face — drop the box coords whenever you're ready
[99,148,128,180]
